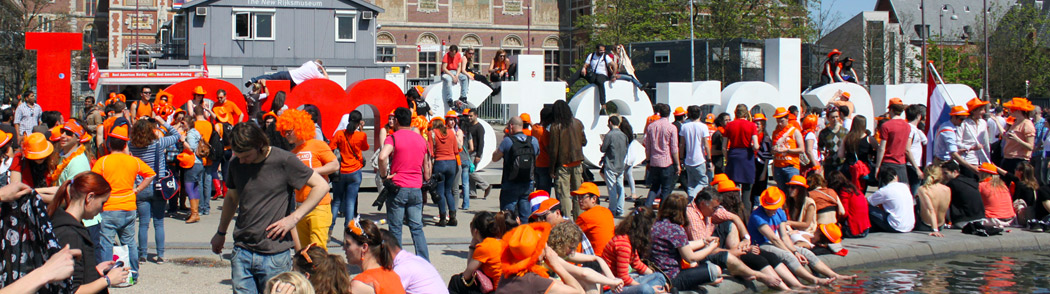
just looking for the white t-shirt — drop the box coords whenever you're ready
[959,118,989,164]
[679,121,709,166]
[908,123,927,165]
[868,182,915,232]
[585,53,614,77]
[289,61,324,84]
[988,116,1006,144]
[805,131,822,163]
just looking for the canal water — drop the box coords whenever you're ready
[819,251,1050,293]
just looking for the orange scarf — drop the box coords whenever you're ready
[48,145,86,185]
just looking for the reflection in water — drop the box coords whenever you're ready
[813,252,1050,294]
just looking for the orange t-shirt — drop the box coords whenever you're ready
[292,139,334,205]
[194,119,213,142]
[645,114,660,129]
[213,100,244,123]
[429,128,458,161]
[93,153,156,211]
[531,125,550,168]
[352,268,406,294]
[134,100,153,118]
[576,206,615,257]
[773,126,800,169]
[329,130,370,173]
[472,237,504,287]
[102,116,118,138]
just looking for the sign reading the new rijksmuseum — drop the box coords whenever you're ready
[247,0,324,7]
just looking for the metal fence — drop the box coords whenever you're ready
[406,77,509,124]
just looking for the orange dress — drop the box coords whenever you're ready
[773,126,800,169]
[353,268,406,294]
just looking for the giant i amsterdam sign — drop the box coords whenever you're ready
[30,34,977,170]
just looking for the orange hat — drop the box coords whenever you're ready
[430,116,445,125]
[48,126,63,142]
[673,107,686,116]
[979,162,998,174]
[446,110,459,118]
[156,89,173,101]
[711,174,729,186]
[262,111,277,121]
[571,182,600,196]
[819,223,843,244]
[531,198,560,218]
[110,125,129,141]
[22,133,54,160]
[773,107,789,119]
[841,92,851,100]
[193,86,207,95]
[760,187,786,210]
[1004,97,1035,112]
[0,130,11,148]
[716,180,740,193]
[520,113,532,124]
[705,113,715,123]
[802,114,818,131]
[414,85,425,95]
[214,107,232,123]
[788,175,808,188]
[172,108,186,118]
[827,49,841,58]
[463,108,474,115]
[177,152,196,169]
[753,113,767,121]
[966,97,989,111]
[500,222,552,275]
[888,97,904,107]
[949,106,970,117]
[116,94,126,102]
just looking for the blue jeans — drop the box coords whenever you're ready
[136,193,166,259]
[500,180,533,222]
[645,165,676,208]
[331,170,362,231]
[460,162,471,209]
[250,71,293,84]
[603,167,625,215]
[202,163,218,214]
[386,187,430,261]
[99,210,139,279]
[441,72,470,102]
[610,272,668,294]
[773,166,799,194]
[88,224,103,263]
[684,164,709,201]
[230,247,292,294]
[434,160,458,215]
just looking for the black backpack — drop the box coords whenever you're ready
[507,134,535,182]
[208,125,226,164]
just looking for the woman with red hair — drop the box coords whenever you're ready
[276,109,338,250]
[49,171,132,293]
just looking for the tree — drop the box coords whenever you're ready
[986,3,1050,99]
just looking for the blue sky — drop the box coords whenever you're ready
[815,0,878,29]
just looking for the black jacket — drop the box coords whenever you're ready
[52,210,107,294]
[946,176,985,225]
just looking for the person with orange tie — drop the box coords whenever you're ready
[772,107,804,194]
[93,124,156,285]
[276,109,338,250]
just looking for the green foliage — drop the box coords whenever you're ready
[986,4,1050,98]
[925,41,983,93]
[573,0,690,48]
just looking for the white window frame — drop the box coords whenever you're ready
[335,10,358,42]
[231,9,276,41]
[654,50,670,63]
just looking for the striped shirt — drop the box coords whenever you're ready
[14,103,41,135]
[129,123,181,190]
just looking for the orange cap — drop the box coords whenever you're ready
[177,152,196,169]
[979,162,998,174]
[193,86,207,95]
[501,222,552,275]
[531,198,560,218]
[214,107,232,123]
[430,116,445,125]
[571,182,600,196]
[520,113,532,124]
[760,187,786,210]
[949,105,970,117]
[110,125,129,141]
[262,111,277,121]
[841,92,851,99]
[753,113,767,121]
[446,110,459,118]
[711,174,729,186]
[888,97,904,107]
[773,107,789,119]
[0,130,11,148]
[966,97,989,111]
[716,180,740,193]
[673,107,686,116]
[22,133,54,160]
[788,175,809,188]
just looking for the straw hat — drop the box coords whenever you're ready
[500,222,552,276]
[23,133,54,160]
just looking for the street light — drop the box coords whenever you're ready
[939,4,958,65]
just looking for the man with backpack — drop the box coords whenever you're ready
[493,116,540,221]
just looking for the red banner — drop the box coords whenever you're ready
[88,47,99,90]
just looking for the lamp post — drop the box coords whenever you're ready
[689,0,694,82]
[983,0,989,99]
[921,0,926,81]
[938,4,958,65]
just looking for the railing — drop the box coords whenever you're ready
[405,78,509,123]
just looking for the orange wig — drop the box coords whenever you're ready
[275,109,317,142]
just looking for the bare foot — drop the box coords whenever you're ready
[929,232,944,237]
[835,274,858,281]
[755,274,785,290]
[815,277,836,286]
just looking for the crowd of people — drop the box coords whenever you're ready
[4,64,1050,294]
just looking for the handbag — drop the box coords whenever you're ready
[154,145,180,200]
[373,134,401,210]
